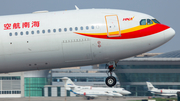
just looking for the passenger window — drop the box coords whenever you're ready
[91,26,94,29]
[64,28,67,32]
[59,28,61,32]
[80,26,83,30]
[152,19,160,24]
[69,27,73,31]
[147,19,153,25]
[37,30,40,34]
[53,29,56,33]
[86,26,89,30]
[31,31,34,34]
[48,29,51,33]
[26,31,29,35]
[9,33,12,36]
[15,32,18,36]
[20,32,23,35]
[140,19,146,25]
[42,30,45,34]
[75,27,78,31]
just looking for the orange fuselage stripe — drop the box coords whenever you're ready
[74,24,169,39]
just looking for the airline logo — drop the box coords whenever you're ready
[123,16,134,21]
[4,21,40,30]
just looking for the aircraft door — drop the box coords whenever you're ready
[105,15,121,37]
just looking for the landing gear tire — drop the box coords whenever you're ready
[105,76,116,87]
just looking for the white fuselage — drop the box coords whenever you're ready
[75,86,130,95]
[0,9,175,73]
[151,89,180,96]
[71,89,122,97]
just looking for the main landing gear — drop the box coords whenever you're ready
[105,61,117,87]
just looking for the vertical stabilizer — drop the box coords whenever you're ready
[60,77,76,90]
[146,82,157,91]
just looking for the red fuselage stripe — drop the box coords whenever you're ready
[75,24,170,39]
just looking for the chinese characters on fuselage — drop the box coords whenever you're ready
[4,21,40,30]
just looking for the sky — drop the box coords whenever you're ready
[0,0,179,53]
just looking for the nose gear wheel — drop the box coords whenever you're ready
[106,76,116,87]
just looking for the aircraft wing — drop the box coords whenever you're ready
[85,95,98,98]
[160,94,177,96]
[65,86,75,91]
[105,91,123,96]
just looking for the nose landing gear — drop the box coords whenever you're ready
[106,76,116,87]
[105,61,117,87]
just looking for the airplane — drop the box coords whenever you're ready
[146,82,180,97]
[69,89,123,100]
[0,6,175,87]
[61,77,131,100]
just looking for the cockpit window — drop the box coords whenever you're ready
[152,19,160,24]
[140,19,157,25]
[140,19,146,25]
[147,19,153,25]
[113,91,117,93]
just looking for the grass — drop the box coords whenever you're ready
[129,97,177,101]
[151,98,177,101]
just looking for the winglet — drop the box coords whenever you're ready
[75,5,79,10]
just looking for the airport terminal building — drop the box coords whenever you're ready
[115,50,180,96]
[0,50,180,97]
[0,68,119,97]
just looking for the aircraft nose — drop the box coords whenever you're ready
[126,91,131,94]
[123,91,131,95]
[164,27,175,42]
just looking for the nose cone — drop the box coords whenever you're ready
[164,27,175,42]
[125,91,131,95]
[122,91,131,95]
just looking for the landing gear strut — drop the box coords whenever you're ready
[105,61,117,87]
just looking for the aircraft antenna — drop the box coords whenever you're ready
[75,5,79,10]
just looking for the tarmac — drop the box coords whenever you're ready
[0,97,147,101]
